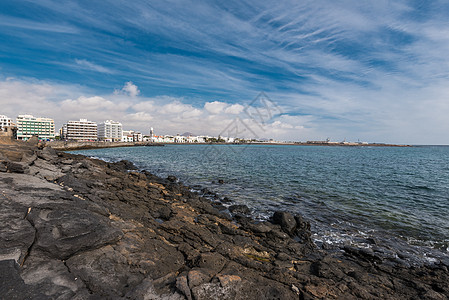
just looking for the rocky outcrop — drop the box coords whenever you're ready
[1,141,448,299]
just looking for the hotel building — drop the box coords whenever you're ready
[62,119,97,141]
[97,120,123,142]
[16,115,55,140]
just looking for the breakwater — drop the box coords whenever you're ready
[46,140,163,151]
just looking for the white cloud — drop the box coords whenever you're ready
[116,81,140,97]
[224,104,244,115]
[204,101,228,114]
[2,75,449,144]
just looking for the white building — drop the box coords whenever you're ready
[98,120,122,142]
[16,115,55,140]
[62,119,97,141]
[121,130,142,142]
[0,115,12,130]
[133,131,143,142]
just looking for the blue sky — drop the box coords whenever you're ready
[1,0,449,144]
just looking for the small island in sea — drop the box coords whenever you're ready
[1,133,447,299]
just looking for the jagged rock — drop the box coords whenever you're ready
[36,146,57,161]
[21,153,37,165]
[0,260,46,299]
[176,275,192,300]
[228,204,251,215]
[272,211,296,235]
[0,160,7,172]
[167,175,177,182]
[6,161,29,174]
[27,205,123,260]
[26,136,39,146]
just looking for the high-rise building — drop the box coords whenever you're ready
[62,119,97,141]
[97,120,122,142]
[16,114,55,140]
[0,115,12,129]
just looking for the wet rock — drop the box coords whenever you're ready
[221,196,232,203]
[111,159,137,171]
[167,175,177,182]
[272,211,296,235]
[228,204,251,215]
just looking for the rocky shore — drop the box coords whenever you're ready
[1,138,448,299]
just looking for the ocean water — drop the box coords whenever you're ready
[71,144,449,262]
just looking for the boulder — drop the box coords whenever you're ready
[0,160,6,172]
[228,204,251,215]
[272,211,296,235]
[167,175,177,182]
[6,161,29,174]
[37,147,57,161]
[27,206,123,260]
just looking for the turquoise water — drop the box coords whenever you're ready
[71,144,449,259]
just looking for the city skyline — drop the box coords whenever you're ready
[1,1,449,144]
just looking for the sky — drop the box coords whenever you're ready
[1,0,449,144]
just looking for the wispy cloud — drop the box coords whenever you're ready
[1,1,449,143]
[74,59,113,74]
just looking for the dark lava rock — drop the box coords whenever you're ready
[272,211,296,235]
[6,161,29,174]
[228,204,251,215]
[167,175,177,182]
[2,140,449,300]
[158,206,172,220]
[37,146,57,161]
[0,160,6,172]
[0,260,46,299]
[221,197,232,203]
[28,205,123,260]
[113,159,137,171]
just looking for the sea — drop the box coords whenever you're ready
[70,144,449,265]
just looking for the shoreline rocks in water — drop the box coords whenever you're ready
[1,138,448,299]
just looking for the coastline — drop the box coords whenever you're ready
[46,140,164,151]
[1,137,448,299]
[45,140,411,152]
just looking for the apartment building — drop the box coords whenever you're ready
[16,115,55,140]
[98,120,122,142]
[0,115,12,129]
[121,130,142,142]
[62,119,97,141]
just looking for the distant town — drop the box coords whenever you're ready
[1,113,403,146]
[0,114,277,144]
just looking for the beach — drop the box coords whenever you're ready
[1,137,448,299]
